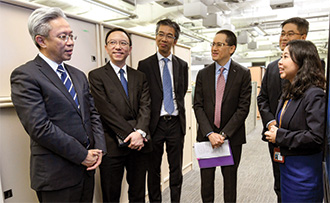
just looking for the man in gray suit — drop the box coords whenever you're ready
[10,7,106,202]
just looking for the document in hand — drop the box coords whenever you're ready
[194,140,234,168]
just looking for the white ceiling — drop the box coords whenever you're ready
[19,0,330,64]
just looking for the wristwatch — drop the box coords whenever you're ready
[137,129,147,138]
[220,131,227,139]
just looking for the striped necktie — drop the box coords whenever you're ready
[57,65,80,108]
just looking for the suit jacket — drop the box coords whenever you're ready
[88,63,151,157]
[275,86,325,156]
[257,59,287,141]
[137,53,188,135]
[10,55,106,191]
[194,60,251,146]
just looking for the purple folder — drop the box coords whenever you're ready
[197,143,234,168]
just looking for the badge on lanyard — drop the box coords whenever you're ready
[273,147,285,163]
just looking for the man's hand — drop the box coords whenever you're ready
[208,133,225,149]
[124,131,145,151]
[81,149,103,171]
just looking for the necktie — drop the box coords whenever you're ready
[162,58,175,114]
[214,67,225,128]
[57,65,80,108]
[119,69,129,98]
[57,65,89,148]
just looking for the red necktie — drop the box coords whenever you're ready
[214,67,225,128]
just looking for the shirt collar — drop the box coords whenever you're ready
[157,51,172,62]
[216,58,231,72]
[39,52,64,72]
[109,61,127,74]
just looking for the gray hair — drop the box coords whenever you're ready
[28,7,66,48]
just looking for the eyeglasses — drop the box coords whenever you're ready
[58,34,77,43]
[107,40,130,47]
[156,32,176,40]
[210,42,229,48]
[280,32,303,38]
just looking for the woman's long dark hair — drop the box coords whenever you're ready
[282,40,326,100]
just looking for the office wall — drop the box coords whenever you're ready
[130,34,156,69]
[0,1,193,202]
[0,2,37,97]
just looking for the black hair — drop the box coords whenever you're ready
[216,29,237,56]
[156,19,181,40]
[105,27,132,46]
[282,40,325,100]
[281,17,309,35]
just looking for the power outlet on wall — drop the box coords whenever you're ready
[4,189,13,199]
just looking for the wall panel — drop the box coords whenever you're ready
[0,2,37,97]
[130,34,156,69]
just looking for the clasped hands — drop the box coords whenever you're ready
[81,149,103,171]
[124,131,147,151]
[265,124,278,144]
[208,133,225,149]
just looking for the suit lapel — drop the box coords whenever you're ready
[35,56,81,115]
[172,55,180,93]
[207,63,216,106]
[151,54,163,91]
[275,99,284,124]
[222,61,237,101]
[278,98,302,129]
[104,63,131,107]
[127,66,136,109]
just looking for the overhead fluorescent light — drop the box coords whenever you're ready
[253,25,267,36]
[83,0,133,17]
[181,32,204,42]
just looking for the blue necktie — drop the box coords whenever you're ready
[119,69,129,98]
[162,58,174,114]
[57,65,80,108]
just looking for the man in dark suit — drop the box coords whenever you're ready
[10,7,106,202]
[137,19,188,202]
[257,17,309,202]
[193,30,251,203]
[88,28,151,202]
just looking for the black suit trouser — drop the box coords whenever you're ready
[148,116,184,203]
[268,142,281,202]
[100,151,149,203]
[36,170,95,202]
[200,144,242,203]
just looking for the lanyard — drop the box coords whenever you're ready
[279,99,291,128]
